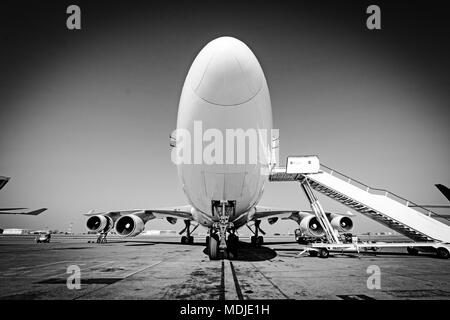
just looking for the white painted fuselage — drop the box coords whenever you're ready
[176,37,273,228]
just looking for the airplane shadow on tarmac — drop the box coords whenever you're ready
[202,241,277,261]
[121,240,277,261]
[123,241,205,247]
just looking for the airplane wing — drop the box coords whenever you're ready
[84,205,193,220]
[252,206,299,220]
[0,208,47,215]
[251,206,354,223]
[0,176,47,215]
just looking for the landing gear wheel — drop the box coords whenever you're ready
[318,248,329,258]
[407,247,419,255]
[227,234,239,259]
[251,236,264,247]
[208,234,220,260]
[309,250,318,257]
[257,236,264,245]
[437,247,449,259]
[188,236,194,244]
[205,236,210,247]
[181,236,188,244]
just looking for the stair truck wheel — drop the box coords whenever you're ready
[407,247,419,255]
[208,234,220,260]
[257,236,264,245]
[436,247,450,259]
[318,248,329,258]
[309,250,318,257]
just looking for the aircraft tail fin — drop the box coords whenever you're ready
[0,176,10,191]
[436,184,450,202]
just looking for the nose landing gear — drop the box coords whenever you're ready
[206,200,237,260]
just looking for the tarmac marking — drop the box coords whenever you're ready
[2,237,450,300]
[1,261,115,278]
[73,260,163,300]
[6,260,72,270]
[219,260,225,300]
[383,289,450,298]
[227,261,290,299]
[250,262,290,299]
[120,261,163,278]
[37,278,122,285]
[50,261,114,278]
[1,260,75,277]
[229,261,243,300]
[337,294,375,300]
[223,260,239,300]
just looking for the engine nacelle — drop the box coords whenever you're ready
[299,215,325,237]
[115,214,145,237]
[86,215,114,233]
[330,214,354,232]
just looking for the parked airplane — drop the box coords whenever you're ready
[0,176,47,215]
[85,36,354,259]
[407,184,450,210]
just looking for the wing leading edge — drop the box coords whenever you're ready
[84,205,193,220]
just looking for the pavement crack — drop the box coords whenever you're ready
[250,262,290,299]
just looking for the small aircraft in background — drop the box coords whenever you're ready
[0,176,47,215]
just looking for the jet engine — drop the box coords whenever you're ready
[298,215,325,237]
[329,214,354,232]
[115,214,145,237]
[86,215,114,233]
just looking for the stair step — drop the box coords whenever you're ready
[308,180,445,243]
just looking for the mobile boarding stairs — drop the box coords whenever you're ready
[269,156,450,259]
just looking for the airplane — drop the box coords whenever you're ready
[84,36,355,260]
[0,176,47,215]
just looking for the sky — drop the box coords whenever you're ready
[0,0,449,235]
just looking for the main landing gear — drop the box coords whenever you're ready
[180,220,197,244]
[407,246,419,256]
[96,232,107,244]
[247,219,264,247]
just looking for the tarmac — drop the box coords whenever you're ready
[0,234,449,300]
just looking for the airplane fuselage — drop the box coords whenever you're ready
[176,37,274,228]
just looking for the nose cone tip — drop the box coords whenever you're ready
[186,36,264,106]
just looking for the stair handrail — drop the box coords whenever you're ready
[320,164,450,222]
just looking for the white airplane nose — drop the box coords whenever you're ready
[187,36,264,106]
